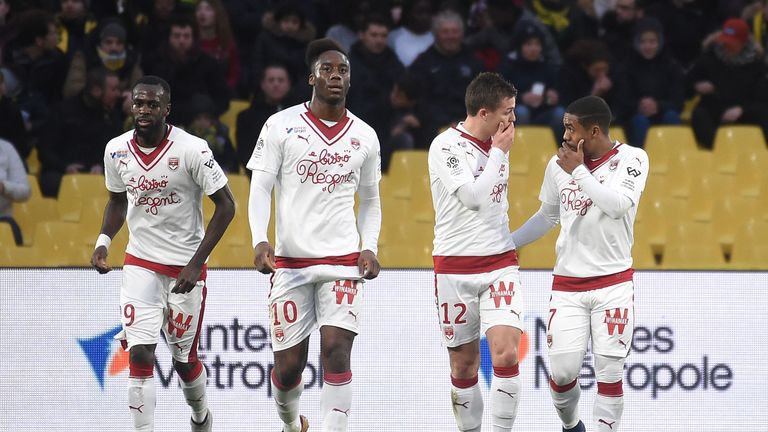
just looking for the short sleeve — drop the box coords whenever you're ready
[538,157,559,206]
[429,139,475,194]
[104,144,126,193]
[359,133,382,186]
[615,150,649,204]
[246,116,282,174]
[189,141,229,195]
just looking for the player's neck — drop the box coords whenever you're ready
[588,137,615,160]
[135,124,168,148]
[309,98,346,122]
[462,117,492,142]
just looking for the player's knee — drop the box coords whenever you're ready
[549,351,583,385]
[321,344,351,373]
[129,345,155,378]
[594,354,624,383]
[272,362,303,386]
[173,359,204,383]
[449,354,480,379]
[491,344,518,368]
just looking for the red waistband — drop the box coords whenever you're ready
[552,268,634,292]
[433,249,519,274]
[124,253,208,281]
[275,252,360,269]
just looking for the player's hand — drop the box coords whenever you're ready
[91,246,112,274]
[358,249,380,280]
[491,120,515,153]
[556,139,585,174]
[172,263,202,294]
[253,241,276,274]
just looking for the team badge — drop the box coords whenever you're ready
[547,334,553,348]
[444,325,455,341]
[609,159,619,171]
[168,157,179,170]
[350,138,360,150]
[274,327,285,343]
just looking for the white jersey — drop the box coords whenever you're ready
[540,142,649,277]
[247,103,381,259]
[429,125,515,257]
[104,126,228,266]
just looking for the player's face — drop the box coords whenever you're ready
[562,113,599,156]
[309,50,351,105]
[132,84,170,136]
[486,96,516,132]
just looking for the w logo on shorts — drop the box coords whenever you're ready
[604,308,629,335]
[333,280,359,305]
[489,282,514,308]
[167,308,194,338]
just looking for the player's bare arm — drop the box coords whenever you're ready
[172,185,235,293]
[556,139,585,174]
[253,241,276,274]
[91,191,128,274]
[357,250,380,280]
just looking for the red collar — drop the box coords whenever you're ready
[302,103,351,142]
[129,125,174,170]
[584,143,621,171]
[453,126,492,154]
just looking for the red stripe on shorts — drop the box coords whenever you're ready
[552,269,633,292]
[124,254,208,281]
[433,249,518,274]
[275,253,360,269]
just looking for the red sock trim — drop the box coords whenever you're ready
[271,370,302,391]
[597,380,623,397]
[129,361,153,378]
[451,375,479,389]
[176,360,203,383]
[493,364,520,378]
[324,371,353,386]
[549,378,578,393]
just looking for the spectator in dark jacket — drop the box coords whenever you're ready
[601,0,645,63]
[687,18,768,148]
[409,9,484,146]
[185,93,239,173]
[38,68,123,196]
[143,16,230,125]
[624,17,684,147]
[0,71,29,161]
[347,15,404,142]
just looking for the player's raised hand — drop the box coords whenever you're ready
[91,246,112,274]
[557,138,585,174]
[253,241,276,274]
[173,263,203,293]
[491,120,515,153]
[358,250,380,280]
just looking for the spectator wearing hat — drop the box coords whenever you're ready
[184,93,239,173]
[498,22,564,137]
[623,16,684,147]
[687,18,768,148]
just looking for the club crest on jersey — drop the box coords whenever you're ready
[274,327,285,343]
[609,159,619,171]
[443,325,455,341]
[168,157,179,170]
[350,138,360,150]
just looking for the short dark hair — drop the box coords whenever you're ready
[566,95,612,133]
[85,67,117,92]
[15,10,54,47]
[361,13,390,32]
[305,38,347,68]
[134,75,172,101]
[465,72,518,116]
[273,1,306,28]
[261,62,291,83]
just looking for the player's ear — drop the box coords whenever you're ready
[165,102,171,117]
[308,73,315,86]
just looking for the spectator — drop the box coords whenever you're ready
[0,137,30,245]
[381,72,422,172]
[135,0,179,59]
[687,18,768,148]
[388,0,435,67]
[742,0,768,62]
[184,93,239,173]
[527,0,599,53]
[347,14,405,142]
[143,15,230,125]
[195,0,240,93]
[499,22,564,136]
[55,0,97,57]
[624,17,684,147]
[324,0,378,52]
[0,0,13,59]
[644,0,720,69]
[38,68,123,196]
[222,0,270,96]
[601,0,645,63]
[410,9,484,145]
[0,71,29,161]
[251,1,315,95]
[236,63,293,170]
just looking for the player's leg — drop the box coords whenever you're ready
[436,273,483,432]
[270,272,316,432]
[481,267,525,432]
[165,278,211,430]
[547,290,591,431]
[590,282,634,432]
[121,265,165,432]
[316,278,365,432]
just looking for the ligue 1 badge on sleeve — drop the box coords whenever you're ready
[168,157,179,170]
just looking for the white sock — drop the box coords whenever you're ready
[550,378,581,429]
[491,365,520,431]
[451,375,483,432]
[321,371,353,432]
[180,365,209,423]
[272,371,304,432]
[594,381,624,431]
[128,377,156,432]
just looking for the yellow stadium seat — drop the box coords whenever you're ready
[0,244,39,267]
[644,126,698,174]
[632,236,658,269]
[680,95,700,123]
[516,227,559,269]
[609,126,627,144]
[208,244,253,268]
[733,152,767,198]
[0,223,16,248]
[729,220,768,269]
[661,243,727,269]
[16,197,60,246]
[27,174,43,200]
[665,150,714,199]
[713,126,767,174]
[26,147,40,175]
[410,174,434,223]
[711,196,758,253]
[510,126,557,175]
[58,174,108,222]
[387,151,428,199]
[227,174,250,203]
[33,221,92,266]
[378,243,433,268]
[219,99,250,147]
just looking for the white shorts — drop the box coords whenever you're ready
[269,265,364,351]
[547,281,634,357]
[120,265,207,362]
[434,266,524,348]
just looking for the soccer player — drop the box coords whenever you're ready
[429,72,523,432]
[247,38,381,432]
[91,75,235,432]
[511,96,649,432]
